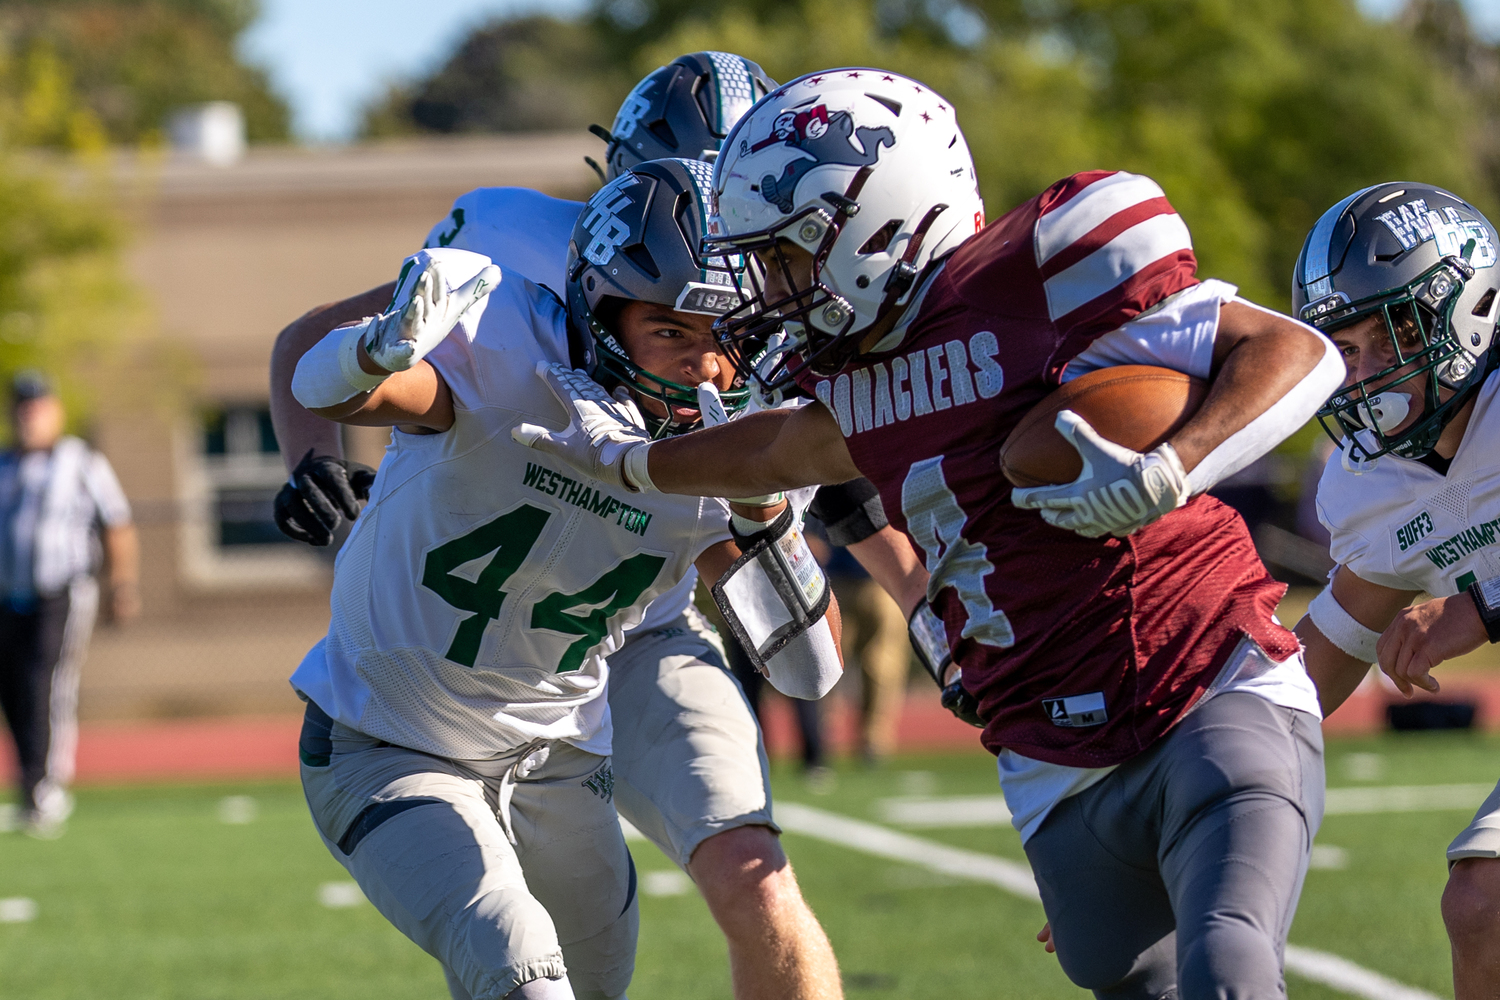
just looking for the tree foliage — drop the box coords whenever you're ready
[0,0,288,149]
[365,16,631,138]
[638,0,1493,308]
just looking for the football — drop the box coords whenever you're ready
[1000,365,1210,488]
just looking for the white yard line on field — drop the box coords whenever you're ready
[871,782,1494,829]
[1283,946,1445,1000]
[1324,783,1493,816]
[775,802,1443,1000]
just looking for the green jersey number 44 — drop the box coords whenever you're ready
[421,503,667,671]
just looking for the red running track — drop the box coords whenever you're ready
[0,677,1493,785]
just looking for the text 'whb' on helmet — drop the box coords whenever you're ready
[1293,182,1500,466]
[595,52,776,180]
[566,157,755,437]
[701,68,985,396]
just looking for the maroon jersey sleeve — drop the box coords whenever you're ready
[946,171,1201,384]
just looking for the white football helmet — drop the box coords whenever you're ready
[702,68,983,391]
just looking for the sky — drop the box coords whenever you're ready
[240,0,1500,144]
[239,0,587,143]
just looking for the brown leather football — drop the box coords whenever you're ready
[1000,366,1210,488]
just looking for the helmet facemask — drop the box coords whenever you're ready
[705,205,860,398]
[1317,257,1487,464]
[704,170,952,397]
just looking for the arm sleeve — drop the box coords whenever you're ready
[1061,279,1237,382]
[807,477,888,547]
[85,451,132,527]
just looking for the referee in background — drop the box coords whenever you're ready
[0,372,137,837]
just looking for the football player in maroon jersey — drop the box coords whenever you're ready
[515,69,1347,998]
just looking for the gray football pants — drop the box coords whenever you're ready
[1024,692,1325,1000]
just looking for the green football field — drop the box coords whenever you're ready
[0,733,1492,999]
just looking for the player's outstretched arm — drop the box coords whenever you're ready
[513,364,861,497]
[649,401,862,497]
[1294,566,1418,714]
[269,282,396,472]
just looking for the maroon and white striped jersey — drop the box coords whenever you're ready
[796,170,1297,768]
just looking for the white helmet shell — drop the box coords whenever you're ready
[708,69,983,347]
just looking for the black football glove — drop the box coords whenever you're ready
[909,598,982,729]
[940,676,983,728]
[273,449,377,546]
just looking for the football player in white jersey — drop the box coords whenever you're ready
[1290,182,1500,997]
[283,156,847,1000]
[271,53,930,1000]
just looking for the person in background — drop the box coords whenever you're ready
[809,481,912,766]
[0,371,138,838]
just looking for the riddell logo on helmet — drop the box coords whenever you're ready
[741,103,896,214]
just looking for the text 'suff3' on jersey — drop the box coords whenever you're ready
[1319,370,1500,599]
[794,171,1298,769]
[291,248,732,760]
[425,187,584,293]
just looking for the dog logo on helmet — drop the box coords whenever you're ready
[745,103,896,214]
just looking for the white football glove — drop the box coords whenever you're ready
[1011,410,1188,538]
[511,362,656,492]
[363,259,502,373]
[696,381,785,509]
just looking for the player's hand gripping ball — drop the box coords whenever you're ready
[1004,366,1206,538]
[512,363,654,492]
[274,449,377,546]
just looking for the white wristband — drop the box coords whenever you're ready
[292,320,389,409]
[622,442,656,494]
[1307,584,1380,662]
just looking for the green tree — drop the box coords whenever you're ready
[363,16,628,138]
[0,0,288,147]
[641,0,1491,309]
[0,155,131,430]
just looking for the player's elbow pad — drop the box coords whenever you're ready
[764,616,841,699]
[291,320,387,410]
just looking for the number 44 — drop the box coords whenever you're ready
[422,503,666,671]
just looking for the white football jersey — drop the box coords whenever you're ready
[292,249,732,759]
[423,185,701,633]
[424,187,581,294]
[1318,369,1500,597]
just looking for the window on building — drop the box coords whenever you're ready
[201,406,290,546]
[177,401,330,590]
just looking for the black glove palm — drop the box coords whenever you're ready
[274,449,377,546]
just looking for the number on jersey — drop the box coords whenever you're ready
[421,505,552,667]
[900,457,1015,649]
[422,504,669,672]
[531,553,668,673]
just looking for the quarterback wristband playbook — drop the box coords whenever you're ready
[291,320,390,410]
[712,505,840,699]
[1467,577,1500,644]
[909,599,981,727]
[1307,584,1381,662]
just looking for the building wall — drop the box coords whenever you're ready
[79,134,597,719]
